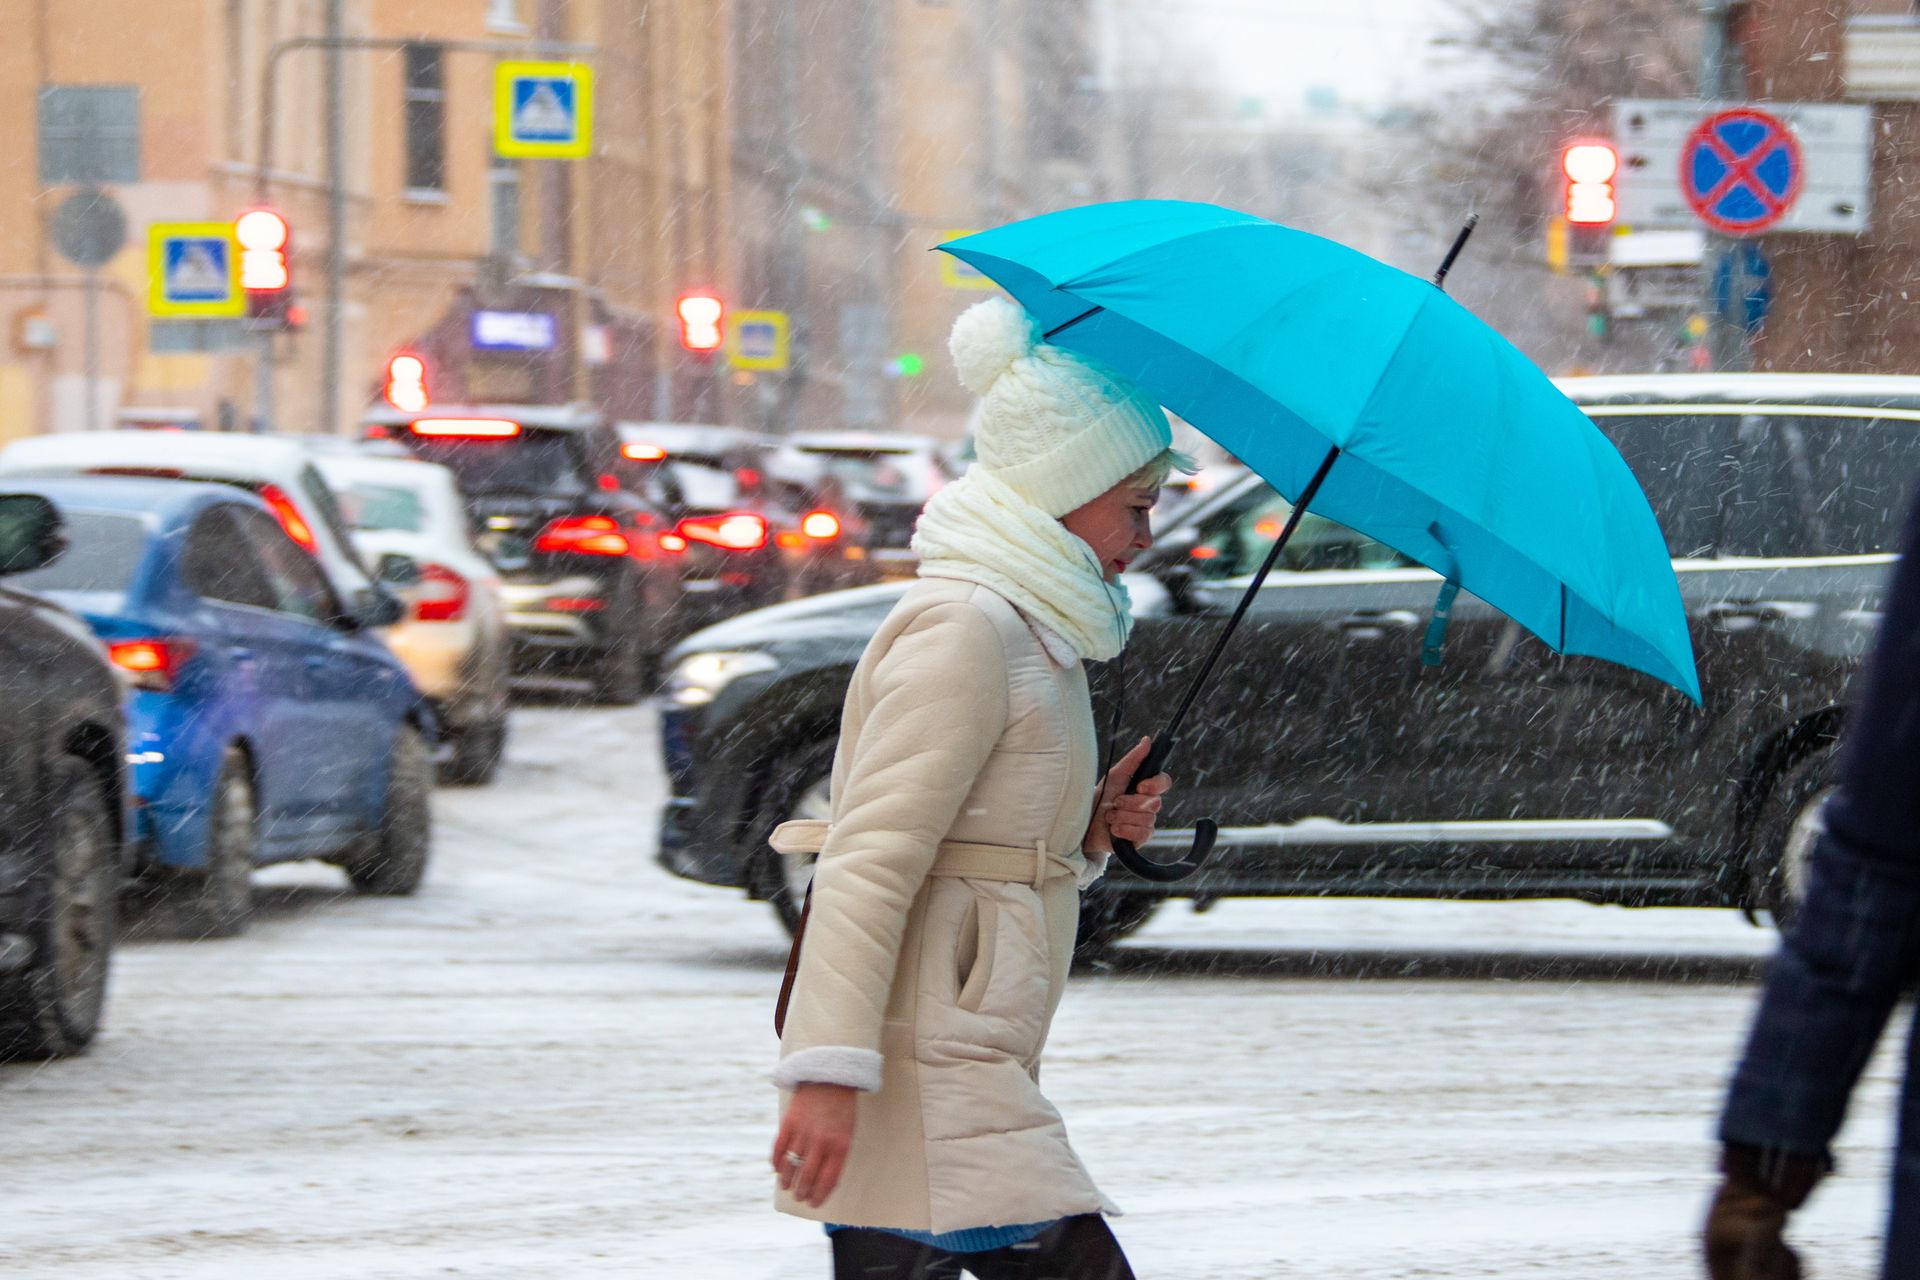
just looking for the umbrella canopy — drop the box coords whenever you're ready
[939,200,1701,704]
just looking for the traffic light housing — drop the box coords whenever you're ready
[236,207,292,324]
[385,353,429,412]
[676,292,724,355]
[1561,141,1617,268]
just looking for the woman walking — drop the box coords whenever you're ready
[768,297,1186,1279]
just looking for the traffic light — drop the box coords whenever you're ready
[1561,141,1617,267]
[676,292,724,354]
[385,353,429,413]
[236,207,292,324]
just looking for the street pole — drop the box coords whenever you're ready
[1698,0,1750,372]
[254,327,276,433]
[82,267,100,431]
[322,0,345,436]
[771,0,806,431]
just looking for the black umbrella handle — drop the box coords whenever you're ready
[1107,737,1218,883]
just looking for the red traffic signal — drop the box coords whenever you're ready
[1562,142,1618,226]
[237,207,292,323]
[385,353,429,412]
[676,292,724,353]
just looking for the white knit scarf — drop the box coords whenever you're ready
[911,466,1131,662]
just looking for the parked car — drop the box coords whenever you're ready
[0,492,127,1059]
[656,373,1920,949]
[763,431,950,578]
[314,453,512,785]
[3,477,434,938]
[365,403,684,703]
[0,430,390,613]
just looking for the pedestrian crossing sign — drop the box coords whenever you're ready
[147,222,242,317]
[728,309,790,372]
[495,61,594,158]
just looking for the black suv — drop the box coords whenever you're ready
[0,493,128,1058]
[656,374,1920,947]
[367,404,685,704]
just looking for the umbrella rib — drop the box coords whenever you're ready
[1042,306,1103,341]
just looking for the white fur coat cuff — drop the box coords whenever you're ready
[1077,849,1110,888]
[773,1045,884,1092]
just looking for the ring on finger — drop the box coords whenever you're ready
[785,1151,805,1168]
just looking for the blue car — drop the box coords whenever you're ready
[4,476,434,937]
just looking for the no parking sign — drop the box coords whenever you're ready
[1681,108,1802,237]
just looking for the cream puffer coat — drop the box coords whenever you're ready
[770,577,1114,1234]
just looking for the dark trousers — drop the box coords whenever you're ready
[830,1215,1136,1280]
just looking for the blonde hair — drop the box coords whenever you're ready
[1124,446,1200,492]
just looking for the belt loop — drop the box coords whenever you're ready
[1033,841,1047,890]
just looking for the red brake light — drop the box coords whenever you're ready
[535,515,631,556]
[801,510,841,540]
[658,532,689,553]
[109,638,196,692]
[1190,545,1220,560]
[409,418,522,439]
[412,562,470,622]
[258,483,318,552]
[621,442,667,462]
[678,512,768,552]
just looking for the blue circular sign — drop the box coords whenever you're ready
[1680,108,1802,236]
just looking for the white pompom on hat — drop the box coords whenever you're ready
[948,297,1172,517]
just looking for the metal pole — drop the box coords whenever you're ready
[255,326,276,432]
[82,267,99,431]
[322,0,345,436]
[772,0,806,430]
[1697,0,1747,372]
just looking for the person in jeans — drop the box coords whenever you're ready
[1707,488,1920,1279]
[768,297,1186,1279]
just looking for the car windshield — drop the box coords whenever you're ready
[669,460,744,510]
[337,481,428,532]
[405,430,588,496]
[7,510,147,605]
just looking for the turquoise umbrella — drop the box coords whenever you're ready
[938,200,1699,881]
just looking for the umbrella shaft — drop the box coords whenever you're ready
[1160,444,1342,743]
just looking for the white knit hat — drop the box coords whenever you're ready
[948,297,1171,517]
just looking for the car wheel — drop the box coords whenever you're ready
[440,716,508,787]
[347,725,432,896]
[1752,746,1839,929]
[757,742,835,937]
[1074,883,1160,959]
[179,747,257,940]
[591,631,647,706]
[0,757,119,1060]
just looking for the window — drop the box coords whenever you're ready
[489,158,521,261]
[234,507,340,623]
[1589,413,1740,559]
[487,0,523,30]
[403,43,446,194]
[1767,414,1920,556]
[1190,485,1416,579]
[183,509,279,611]
[338,482,428,533]
[39,85,140,184]
[8,511,147,602]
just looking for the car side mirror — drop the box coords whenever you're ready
[340,585,407,632]
[375,551,423,588]
[0,493,66,576]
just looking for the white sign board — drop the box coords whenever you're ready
[1613,99,1871,235]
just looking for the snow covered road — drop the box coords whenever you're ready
[0,701,1898,1279]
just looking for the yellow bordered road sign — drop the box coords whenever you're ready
[495,61,594,159]
[728,309,791,371]
[147,222,242,318]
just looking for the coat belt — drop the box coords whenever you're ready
[770,819,1079,889]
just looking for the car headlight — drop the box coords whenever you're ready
[665,650,780,707]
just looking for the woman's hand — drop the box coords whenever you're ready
[772,1082,858,1206]
[1084,737,1174,854]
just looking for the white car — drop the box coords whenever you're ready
[315,453,512,786]
[0,431,384,611]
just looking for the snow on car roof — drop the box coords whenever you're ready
[1558,372,1920,408]
[0,430,324,481]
